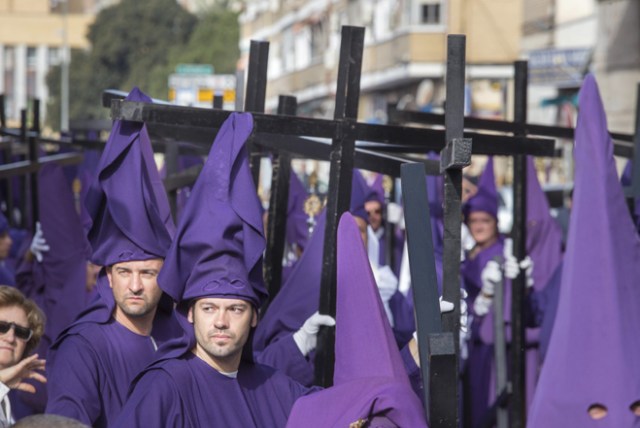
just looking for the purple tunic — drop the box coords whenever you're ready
[45,319,159,426]
[45,86,181,427]
[45,275,181,427]
[115,353,314,428]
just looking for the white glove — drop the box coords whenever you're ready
[439,297,454,313]
[473,294,493,316]
[30,222,50,263]
[503,254,520,279]
[503,239,534,288]
[413,289,469,341]
[386,202,403,225]
[460,289,469,334]
[292,312,336,357]
[520,256,534,289]
[480,260,501,296]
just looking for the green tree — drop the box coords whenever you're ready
[145,6,242,99]
[46,0,196,131]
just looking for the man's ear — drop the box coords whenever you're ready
[251,308,258,328]
[105,266,113,289]
[187,305,194,324]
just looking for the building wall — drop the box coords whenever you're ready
[593,0,640,133]
[0,0,95,124]
[240,0,523,115]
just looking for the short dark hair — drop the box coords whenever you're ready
[0,286,45,356]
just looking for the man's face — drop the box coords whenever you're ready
[107,259,164,321]
[188,298,257,372]
[365,201,383,231]
[0,305,29,369]
[467,211,498,247]
[0,232,13,260]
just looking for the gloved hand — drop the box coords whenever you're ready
[503,239,534,288]
[474,293,493,317]
[293,312,336,357]
[29,222,50,263]
[520,256,534,289]
[439,296,454,313]
[386,202,403,225]
[437,289,468,333]
[480,260,501,297]
[413,289,469,342]
[460,289,469,334]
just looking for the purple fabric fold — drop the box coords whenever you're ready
[528,74,640,427]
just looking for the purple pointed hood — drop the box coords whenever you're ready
[285,213,427,428]
[528,74,640,427]
[463,157,498,220]
[525,156,563,291]
[369,173,386,205]
[351,170,376,221]
[286,173,311,250]
[157,112,266,310]
[84,87,175,267]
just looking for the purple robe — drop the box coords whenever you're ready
[528,74,640,427]
[46,87,181,426]
[252,213,326,385]
[45,274,181,427]
[115,353,314,428]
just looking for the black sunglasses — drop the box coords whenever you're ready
[0,321,33,341]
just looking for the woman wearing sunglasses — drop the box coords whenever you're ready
[0,286,45,427]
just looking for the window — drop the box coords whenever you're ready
[412,0,445,27]
[421,2,441,24]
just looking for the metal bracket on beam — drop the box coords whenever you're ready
[440,138,472,173]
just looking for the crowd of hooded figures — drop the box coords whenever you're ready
[0,74,638,428]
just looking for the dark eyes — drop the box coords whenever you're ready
[630,400,640,417]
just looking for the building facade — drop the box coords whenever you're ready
[239,0,523,121]
[0,0,100,125]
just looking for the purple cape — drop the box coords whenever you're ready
[115,353,314,428]
[45,87,180,427]
[528,75,640,427]
[252,213,327,385]
[286,213,427,427]
[45,314,171,427]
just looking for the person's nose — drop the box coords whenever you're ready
[130,273,143,294]
[213,310,229,330]
[1,326,16,344]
